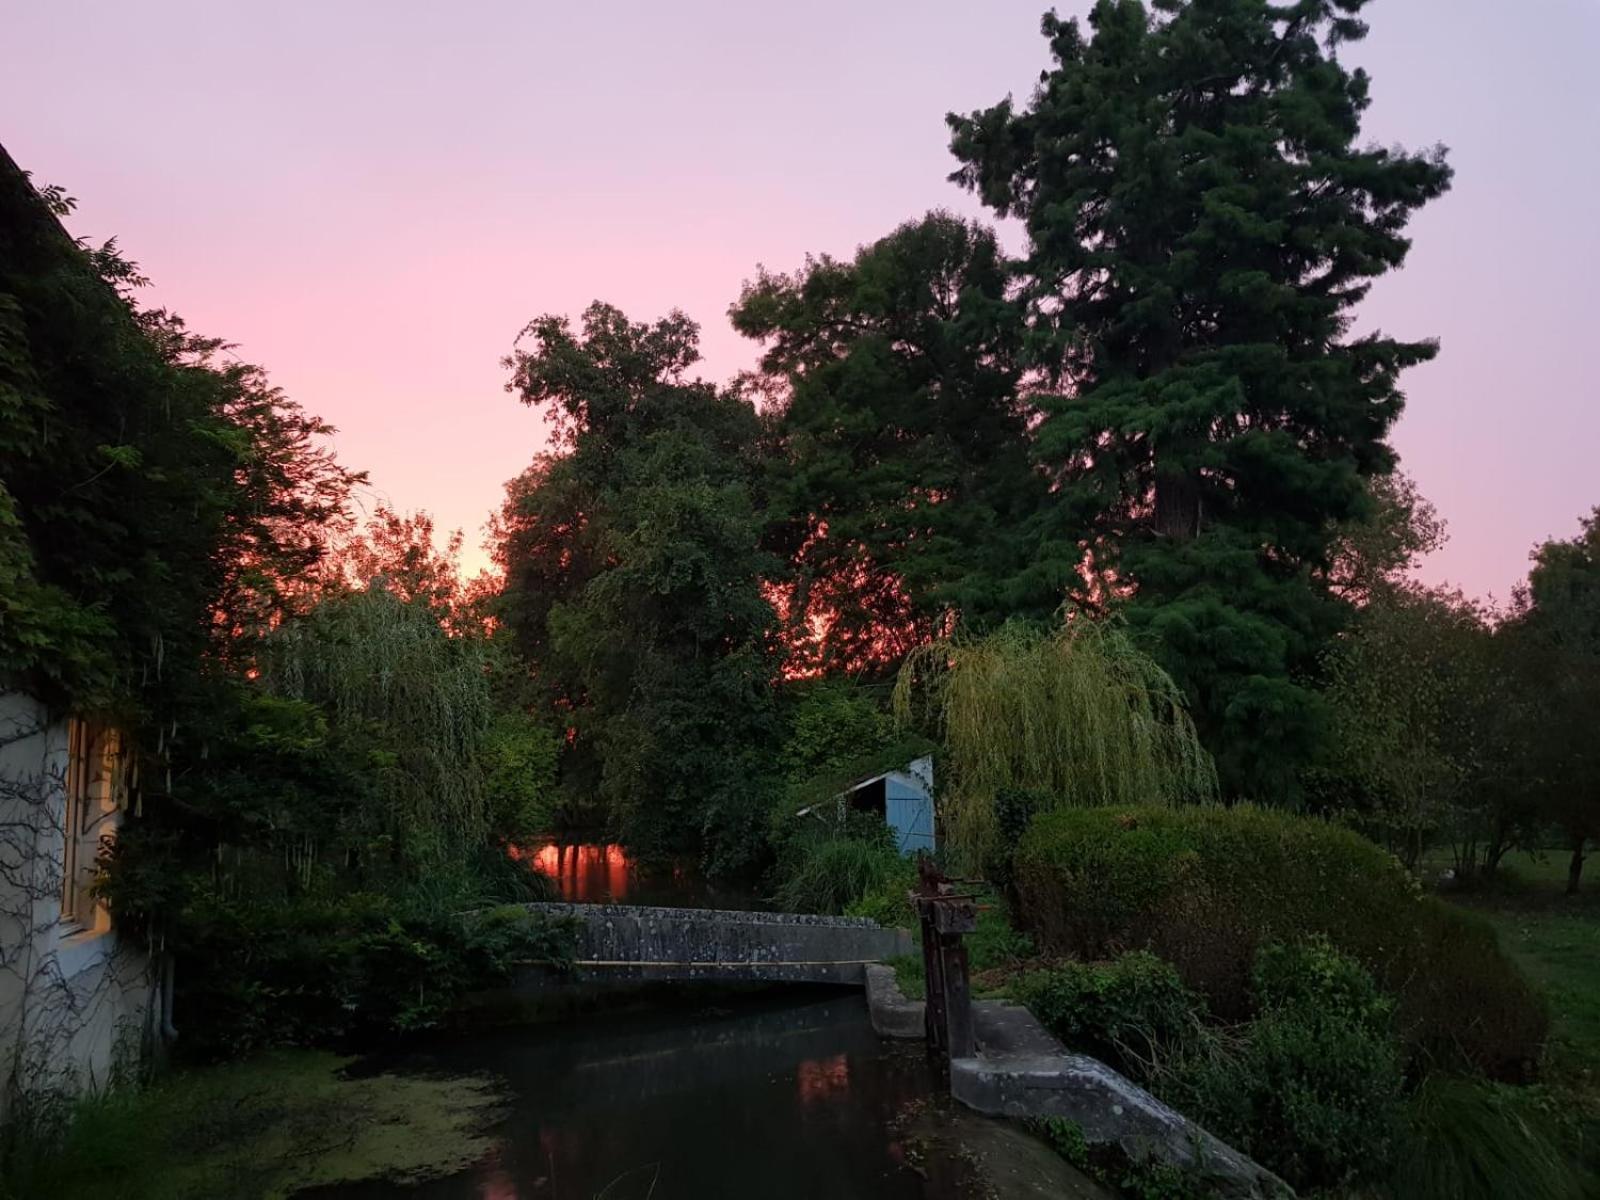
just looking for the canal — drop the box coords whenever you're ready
[305,990,977,1199]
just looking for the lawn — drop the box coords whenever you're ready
[1449,851,1600,1075]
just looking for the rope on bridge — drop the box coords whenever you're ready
[571,958,886,968]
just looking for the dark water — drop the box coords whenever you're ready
[313,993,945,1200]
[517,840,761,909]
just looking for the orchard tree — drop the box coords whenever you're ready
[948,0,1452,798]
[733,213,1050,673]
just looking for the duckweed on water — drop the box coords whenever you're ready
[3,1050,506,1200]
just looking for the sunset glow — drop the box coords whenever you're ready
[519,841,634,904]
[4,1,1595,600]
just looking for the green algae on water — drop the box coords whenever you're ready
[5,1050,507,1200]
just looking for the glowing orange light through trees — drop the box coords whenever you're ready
[516,841,633,902]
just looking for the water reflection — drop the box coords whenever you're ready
[308,994,939,1200]
[514,840,756,909]
[519,842,632,904]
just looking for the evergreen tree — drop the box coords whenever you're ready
[733,213,1050,675]
[948,1,1451,797]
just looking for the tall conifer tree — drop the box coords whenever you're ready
[949,0,1451,796]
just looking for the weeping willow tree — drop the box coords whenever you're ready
[260,584,493,866]
[894,619,1216,863]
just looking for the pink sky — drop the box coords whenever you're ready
[6,0,1597,599]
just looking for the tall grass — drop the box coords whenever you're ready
[772,830,911,916]
[893,618,1216,863]
[1390,1076,1591,1200]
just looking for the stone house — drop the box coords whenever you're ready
[0,692,160,1124]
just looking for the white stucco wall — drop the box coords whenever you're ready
[0,692,154,1124]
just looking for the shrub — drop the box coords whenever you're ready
[1167,940,1407,1193]
[1012,805,1547,1076]
[1388,1076,1591,1200]
[844,877,915,928]
[1252,936,1393,1029]
[1398,899,1552,1080]
[1034,1117,1213,1200]
[966,891,1036,972]
[1012,952,1204,1072]
[771,820,912,916]
[176,893,577,1058]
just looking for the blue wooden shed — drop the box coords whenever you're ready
[838,756,936,856]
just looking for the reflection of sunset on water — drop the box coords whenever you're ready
[515,842,632,903]
[796,1053,851,1104]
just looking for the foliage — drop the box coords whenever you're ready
[0,149,361,713]
[259,585,494,865]
[330,504,470,625]
[964,890,1036,973]
[771,817,912,917]
[732,212,1047,674]
[494,303,779,858]
[1168,940,1406,1193]
[776,679,895,786]
[1012,952,1202,1073]
[170,894,574,1059]
[1316,582,1534,874]
[0,1050,506,1200]
[1034,1117,1214,1200]
[480,710,561,844]
[894,619,1215,864]
[1506,507,1600,893]
[1328,471,1449,605]
[1389,1076,1591,1200]
[950,0,1453,799]
[1012,805,1548,1076]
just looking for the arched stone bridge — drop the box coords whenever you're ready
[521,902,916,986]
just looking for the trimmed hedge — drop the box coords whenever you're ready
[1011,806,1548,1078]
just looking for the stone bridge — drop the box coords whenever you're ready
[520,902,916,986]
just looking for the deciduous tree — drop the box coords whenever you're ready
[496,304,779,860]
[733,213,1049,673]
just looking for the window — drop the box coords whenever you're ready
[60,718,123,931]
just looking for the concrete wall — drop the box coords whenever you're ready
[0,693,154,1124]
[863,965,1291,1199]
[522,903,915,986]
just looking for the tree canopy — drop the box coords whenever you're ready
[733,212,1051,674]
[948,0,1452,796]
[0,145,361,717]
[494,304,778,858]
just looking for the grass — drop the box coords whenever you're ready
[1442,851,1600,1076]
[0,1050,505,1200]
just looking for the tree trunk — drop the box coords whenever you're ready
[1567,841,1586,896]
[1153,467,1202,540]
[1483,838,1507,879]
